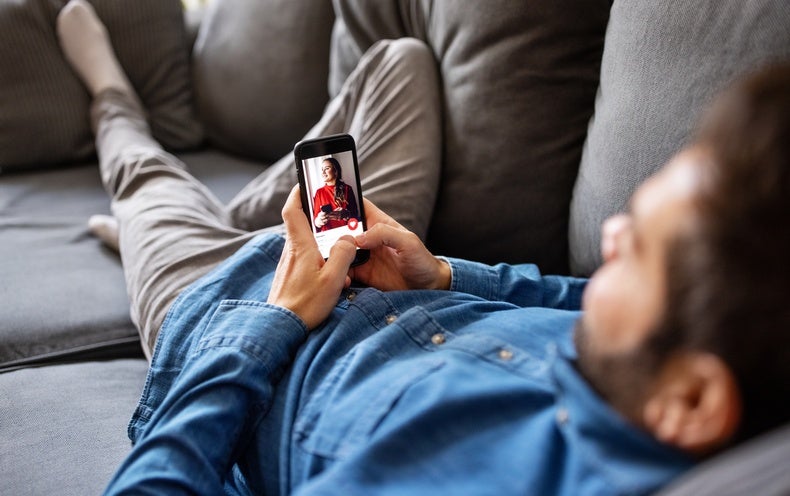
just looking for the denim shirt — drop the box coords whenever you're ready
[105,234,693,495]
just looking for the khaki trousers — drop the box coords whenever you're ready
[92,39,441,358]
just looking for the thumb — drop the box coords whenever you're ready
[322,236,357,282]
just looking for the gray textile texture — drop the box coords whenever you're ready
[655,423,790,496]
[193,0,335,163]
[0,359,147,496]
[0,150,266,370]
[330,0,610,272]
[0,0,202,171]
[569,0,790,276]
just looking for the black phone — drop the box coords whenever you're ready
[294,133,369,266]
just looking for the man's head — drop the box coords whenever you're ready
[575,63,790,456]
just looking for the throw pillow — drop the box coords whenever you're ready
[569,0,790,276]
[330,0,610,273]
[192,0,335,163]
[0,0,203,171]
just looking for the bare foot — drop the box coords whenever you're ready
[88,214,120,252]
[56,0,134,97]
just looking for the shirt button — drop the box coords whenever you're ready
[556,407,569,425]
[431,333,446,345]
[385,314,397,325]
[498,348,514,361]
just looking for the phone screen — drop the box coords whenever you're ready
[294,134,369,265]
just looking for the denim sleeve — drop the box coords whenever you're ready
[443,257,587,310]
[104,301,307,495]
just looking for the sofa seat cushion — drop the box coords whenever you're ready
[0,149,267,371]
[0,162,139,371]
[0,359,147,495]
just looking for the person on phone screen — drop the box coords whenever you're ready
[312,157,359,232]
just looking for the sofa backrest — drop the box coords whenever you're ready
[191,0,335,164]
[330,0,610,274]
[189,0,790,275]
[569,0,790,276]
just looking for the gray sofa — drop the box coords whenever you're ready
[1,1,789,494]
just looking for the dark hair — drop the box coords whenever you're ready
[323,157,348,208]
[661,63,790,443]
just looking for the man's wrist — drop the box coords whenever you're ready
[434,257,452,290]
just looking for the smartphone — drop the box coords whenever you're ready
[294,133,369,266]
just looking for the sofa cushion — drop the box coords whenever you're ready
[0,359,147,495]
[655,423,790,496]
[329,0,610,273]
[0,149,267,371]
[568,0,790,276]
[193,0,335,163]
[0,163,140,371]
[0,0,202,171]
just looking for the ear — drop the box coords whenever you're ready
[642,352,742,455]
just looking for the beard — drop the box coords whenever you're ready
[573,316,666,426]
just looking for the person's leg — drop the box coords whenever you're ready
[57,0,268,358]
[228,38,442,240]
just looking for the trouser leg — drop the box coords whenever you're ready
[91,89,274,359]
[94,38,441,358]
[227,38,442,240]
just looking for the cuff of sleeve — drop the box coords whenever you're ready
[196,301,308,368]
[443,257,500,300]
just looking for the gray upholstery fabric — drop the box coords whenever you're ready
[0,359,147,496]
[655,423,790,496]
[0,163,137,370]
[193,0,335,163]
[0,149,266,371]
[0,0,203,171]
[569,0,790,276]
[329,0,610,272]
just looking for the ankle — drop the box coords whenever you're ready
[88,214,120,252]
[56,0,135,97]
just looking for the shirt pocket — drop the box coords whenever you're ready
[293,346,445,460]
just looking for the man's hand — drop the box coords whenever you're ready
[268,187,357,330]
[350,199,451,291]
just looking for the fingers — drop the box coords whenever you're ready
[324,235,358,280]
[355,221,419,252]
[320,236,357,300]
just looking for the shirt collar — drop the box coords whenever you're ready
[549,345,695,493]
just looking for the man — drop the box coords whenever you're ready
[56,2,790,495]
